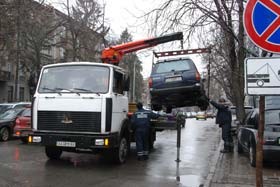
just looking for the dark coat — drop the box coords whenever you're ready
[210,100,232,125]
[131,108,160,130]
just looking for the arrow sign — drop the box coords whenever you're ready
[244,0,280,53]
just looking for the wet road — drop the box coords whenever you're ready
[0,118,220,187]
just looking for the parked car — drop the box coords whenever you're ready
[13,107,32,143]
[149,57,208,113]
[230,106,253,135]
[196,111,207,120]
[0,108,26,141]
[237,108,280,167]
[0,102,31,114]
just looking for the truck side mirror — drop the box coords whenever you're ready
[123,76,130,91]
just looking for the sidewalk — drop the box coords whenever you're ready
[205,139,280,187]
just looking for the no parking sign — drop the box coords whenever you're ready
[244,0,280,53]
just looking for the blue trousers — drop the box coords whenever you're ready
[135,128,149,157]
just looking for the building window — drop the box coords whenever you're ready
[19,87,24,101]
[8,86,13,102]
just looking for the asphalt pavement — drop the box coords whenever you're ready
[0,118,221,187]
[2,118,280,187]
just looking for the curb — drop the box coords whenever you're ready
[204,139,223,187]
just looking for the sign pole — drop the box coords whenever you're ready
[256,96,265,187]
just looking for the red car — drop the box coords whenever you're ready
[13,107,32,143]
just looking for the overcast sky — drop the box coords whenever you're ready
[47,0,205,78]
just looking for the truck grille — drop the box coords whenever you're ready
[37,111,101,132]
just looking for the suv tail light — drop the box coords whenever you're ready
[148,77,153,88]
[195,71,201,81]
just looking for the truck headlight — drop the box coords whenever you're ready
[95,138,109,146]
[95,139,104,146]
[33,136,42,143]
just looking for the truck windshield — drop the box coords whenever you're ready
[38,65,110,94]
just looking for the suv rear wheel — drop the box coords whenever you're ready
[166,106,172,113]
[152,104,162,111]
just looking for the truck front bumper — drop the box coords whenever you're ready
[28,132,119,150]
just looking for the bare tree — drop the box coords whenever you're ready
[63,0,108,62]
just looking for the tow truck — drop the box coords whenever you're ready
[28,32,183,164]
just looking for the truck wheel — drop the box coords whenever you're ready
[166,106,172,113]
[45,146,62,160]
[0,127,10,141]
[112,137,128,164]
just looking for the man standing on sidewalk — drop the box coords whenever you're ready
[208,97,233,153]
[131,102,160,160]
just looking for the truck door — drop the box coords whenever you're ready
[111,70,128,132]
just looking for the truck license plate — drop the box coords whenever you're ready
[56,141,76,147]
[165,77,182,83]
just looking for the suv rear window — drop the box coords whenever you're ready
[153,59,191,73]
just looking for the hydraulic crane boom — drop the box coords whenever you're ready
[101,32,183,65]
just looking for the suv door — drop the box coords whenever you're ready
[242,110,258,150]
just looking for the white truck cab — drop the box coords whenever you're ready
[29,62,131,163]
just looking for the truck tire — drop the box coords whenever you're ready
[0,127,10,141]
[45,146,62,160]
[112,136,129,164]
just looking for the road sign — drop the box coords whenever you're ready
[245,57,280,95]
[244,0,280,53]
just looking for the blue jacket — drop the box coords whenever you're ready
[131,108,160,130]
[210,100,232,125]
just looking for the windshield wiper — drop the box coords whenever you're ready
[41,87,62,95]
[73,88,93,92]
[55,87,80,96]
[73,88,100,96]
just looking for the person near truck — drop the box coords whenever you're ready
[207,97,233,153]
[131,102,160,161]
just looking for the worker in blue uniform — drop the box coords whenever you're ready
[131,102,160,161]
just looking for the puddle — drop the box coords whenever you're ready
[178,175,203,187]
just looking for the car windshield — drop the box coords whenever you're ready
[38,65,110,94]
[265,109,280,125]
[0,105,12,113]
[22,108,31,117]
[154,59,192,73]
[0,108,22,120]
